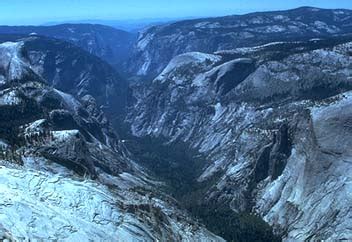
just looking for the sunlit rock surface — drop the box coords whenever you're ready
[127,38,352,240]
[0,162,221,241]
[0,40,222,241]
[129,7,352,77]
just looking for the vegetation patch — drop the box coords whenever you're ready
[126,135,281,242]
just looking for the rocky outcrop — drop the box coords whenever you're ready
[127,38,352,240]
[0,24,137,69]
[0,162,223,241]
[0,40,222,241]
[0,35,129,119]
[129,7,352,77]
[255,98,352,240]
[2,7,352,241]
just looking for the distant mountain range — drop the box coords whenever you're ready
[42,17,196,32]
[129,6,352,77]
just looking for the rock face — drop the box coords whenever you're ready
[0,41,222,241]
[129,7,352,77]
[2,6,352,241]
[24,36,129,116]
[0,35,129,119]
[126,38,352,240]
[0,24,137,69]
[0,164,222,241]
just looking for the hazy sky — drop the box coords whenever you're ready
[1,0,352,25]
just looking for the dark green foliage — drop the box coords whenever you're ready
[189,204,281,242]
[127,136,204,198]
[126,135,281,242]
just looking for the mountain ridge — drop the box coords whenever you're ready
[0,39,222,241]
[126,36,352,240]
[129,6,352,77]
[0,24,137,70]
[1,6,352,241]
